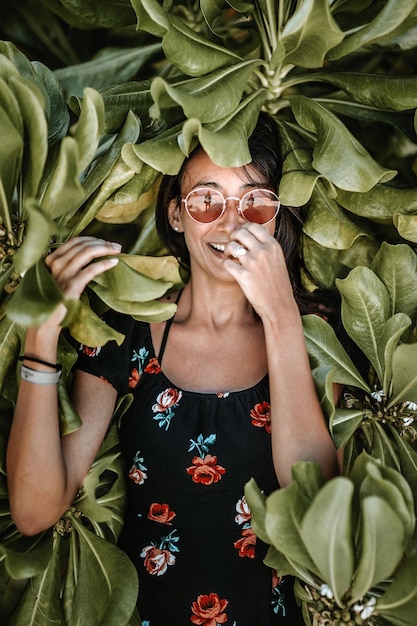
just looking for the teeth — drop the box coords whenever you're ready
[210,243,225,252]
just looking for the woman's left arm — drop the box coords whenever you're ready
[224,223,339,486]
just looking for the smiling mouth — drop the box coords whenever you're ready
[209,243,225,253]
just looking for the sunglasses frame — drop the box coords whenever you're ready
[181,187,280,225]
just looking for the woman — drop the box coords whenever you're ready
[7,113,338,625]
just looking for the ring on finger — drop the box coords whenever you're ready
[233,245,247,260]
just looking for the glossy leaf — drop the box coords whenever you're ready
[68,298,125,348]
[336,267,391,383]
[314,71,417,111]
[304,185,366,250]
[281,0,343,68]
[288,95,397,192]
[373,242,417,319]
[379,313,412,393]
[150,59,262,124]
[0,318,19,396]
[131,0,241,75]
[390,343,417,407]
[395,214,417,244]
[376,552,417,624]
[328,0,417,60]
[67,516,138,626]
[302,314,369,390]
[12,200,58,274]
[337,185,417,223]
[71,87,104,176]
[330,408,366,448]
[300,477,354,605]
[351,496,406,602]
[0,106,23,216]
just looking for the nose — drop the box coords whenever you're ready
[219,197,244,229]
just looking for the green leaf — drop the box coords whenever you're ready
[0,317,19,396]
[387,425,417,516]
[150,59,262,124]
[12,200,59,275]
[131,122,187,176]
[302,314,369,390]
[314,71,417,111]
[379,313,412,394]
[180,90,266,168]
[263,480,321,578]
[67,516,138,626]
[300,477,354,605]
[390,343,417,407]
[376,552,417,623]
[9,76,48,201]
[0,533,53,579]
[42,0,136,29]
[0,106,23,217]
[351,496,406,602]
[5,261,69,327]
[328,0,417,60]
[131,0,241,75]
[68,297,125,348]
[337,184,417,222]
[71,87,104,175]
[277,121,334,207]
[395,213,417,243]
[302,234,346,289]
[336,267,391,383]
[54,44,162,98]
[330,408,366,449]
[372,242,417,319]
[288,95,397,192]
[304,185,367,250]
[281,0,344,68]
[7,535,64,626]
[244,478,270,544]
[40,136,86,220]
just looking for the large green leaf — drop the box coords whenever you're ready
[314,71,417,111]
[336,266,391,383]
[179,90,266,167]
[302,314,369,390]
[7,535,64,626]
[376,552,417,625]
[0,106,23,219]
[131,0,241,75]
[67,516,138,626]
[303,185,366,250]
[281,0,344,68]
[395,214,417,244]
[54,44,162,98]
[288,95,397,192]
[0,317,19,395]
[328,0,417,59]
[12,200,59,274]
[372,242,417,320]
[390,343,417,407]
[379,313,412,394]
[150,59,262,124]
[350,496,406,602]
[337,185,417,224]
[71,87,104,176]
[42,0,136,29]
[330,408,366,449]
[5,261,72,327]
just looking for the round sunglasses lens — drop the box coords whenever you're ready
[186,189,224,223]
[241,190,279,224]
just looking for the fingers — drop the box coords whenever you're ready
[45,237,122,299]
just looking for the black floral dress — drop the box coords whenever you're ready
[76,309,303,626]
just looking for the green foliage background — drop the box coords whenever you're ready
[0,1,417,624]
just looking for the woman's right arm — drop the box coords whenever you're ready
[7,237,121,536]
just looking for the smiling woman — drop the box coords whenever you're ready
[7,112,339,626]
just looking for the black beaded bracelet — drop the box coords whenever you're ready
[18,355,62,372]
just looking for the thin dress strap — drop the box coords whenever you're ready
[157,289,183,363]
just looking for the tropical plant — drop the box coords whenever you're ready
[1,1,417,625]
[245,451,417,626]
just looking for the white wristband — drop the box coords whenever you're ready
[20,364,61,384]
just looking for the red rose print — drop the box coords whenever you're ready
[140,545,175,576]
[186,455,226,485]
[152,387,182,412]
[128,368,141,388]
[250,400,271,433]
[190,592,228,625]
[145,357,162,374]
[148,502,176,525]
[128,466,147,485]
[234,527,256,558]
[81,345,101,357]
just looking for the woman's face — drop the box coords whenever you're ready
[168,150,276,279]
